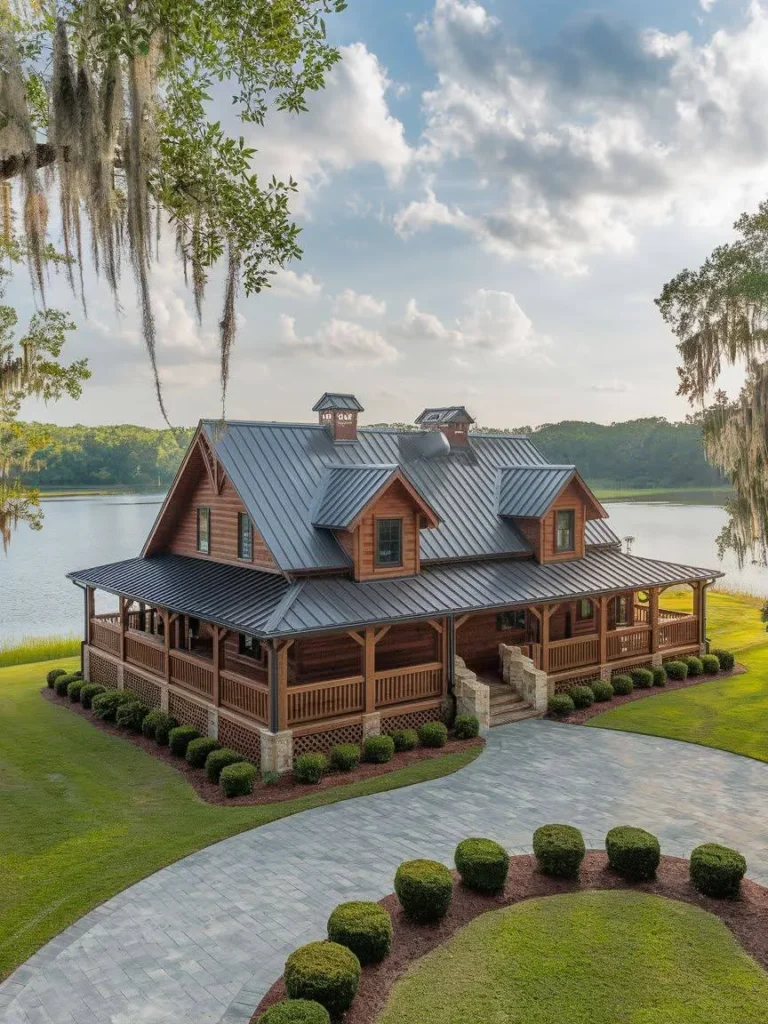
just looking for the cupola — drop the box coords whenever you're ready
[313,393,364,442]
[415,406,475,448]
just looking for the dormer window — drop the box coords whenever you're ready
[376,518,403,567]
[197,507,211,554]
[555,509,575,553]
[238,512,253,561]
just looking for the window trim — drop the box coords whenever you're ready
[554,508,576,553]
[238,633,264,662]
[576,598,593,622]
[196,507,211,554]
[374,517,403,568]
[496,609,527,632]
[237,511,253,561]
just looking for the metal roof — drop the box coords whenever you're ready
[415,406,475,425]
[585,519,621,549]
[498,464,577,518]
[312,393,364,412]
[312,464,399,530]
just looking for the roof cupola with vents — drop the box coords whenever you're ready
[313,392,364,442]
[415,406,475,448]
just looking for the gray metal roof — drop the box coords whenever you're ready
[498,464,577,518]
[203,422,545,571]
[312,393,364,412]
[415,406,475,425]
[585,519,621,549]
[312,464,399,530]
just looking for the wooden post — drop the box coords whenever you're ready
[540,604,550,674]
[276,641,290,731]
[364,626,376,713]
[649,587,660,654]
[86,587,95,644]
[212,625,221,706]
[598,596,608,666]
[118,595,126,662]
[441,616,449,691]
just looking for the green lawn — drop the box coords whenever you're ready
[587,591,768,762]
[378,892,768,1024]
[0,658,480,980]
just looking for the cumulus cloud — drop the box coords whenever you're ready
[333,288,387,318]
[271,268,324,298]
[276,315,399,364]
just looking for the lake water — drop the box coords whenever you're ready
[2,492,767,646]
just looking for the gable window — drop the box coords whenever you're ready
[238,634,263,661]
[196,507,211,554]
[576,598,593,621]
[496,610,527,632]
[375,518,403,567]
[555,509,575,553]
[238,512,253,561]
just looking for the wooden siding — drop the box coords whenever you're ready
[541,478,586,563]
[222,631,268,683]
[293,631,363,685]
[353,479,421,581]
[375,621,439,672]
[457,611,527,673]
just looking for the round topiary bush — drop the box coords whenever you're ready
[92,689,135,721]
[590,680,614,702]
[454,838,509,893]
[533,824,586,878]
[71,671,83,680]
[116,700,149,732]
[418,721,448,748]
[454,714,480,739]
[611,675,633,696]
[79,682,105,709]
[683,655,703,676]
[394,859,453,923]
[605,826,661,881]
[294,752,328,784]
[206,747,244,783]
[363,735,395,764]
[257,1000,330,1024]
[389,728,418,752]
[329,744,360,772]
[652,666,667,687]
[141,708,177,741]
[712,648,735,671]
[284,942,361,1017]
[327,901,393,964]
[186,736,221,768]
[220,761,258,797]
[54,673,76,696]
[46,667,68,688]
[154,712,178,745]
[701,654,721,675]
[664,660,688,681]
[567,685,594,709]
[168,725,201,757]
[548,694,575,717]
[630,668,654,689]
[66,678,84,702]
[690,843,746,899]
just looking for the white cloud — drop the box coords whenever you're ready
[276,315,399,364]
[333,288,387,318]
[590,379,633,393]
[699,0,718,9]
[271,268,324,298]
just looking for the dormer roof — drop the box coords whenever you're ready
[312,393,364,412]
[415,406,475,426]
[312,464,439,531]
[498,465,607,520]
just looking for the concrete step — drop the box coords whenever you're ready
[490,707,545,726]
[489,692,526,707]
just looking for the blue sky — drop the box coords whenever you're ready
[17,0,765,429]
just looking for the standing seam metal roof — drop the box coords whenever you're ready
[498,465,577,518]
[312,393,364,412]
[585,519,621,548]
[311,465,399,530]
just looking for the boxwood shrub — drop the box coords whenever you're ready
[141,709,178,742]
[389,728,418,752]
[284,941,361,1017]
[454,837,509,893]
[611,675,633,696]
[168,725,201,757]
[630,668,654,689]
[54,673,77,696]
[690,843,746,899]
[590,680,614,702]
[92,689,135,721]
[712,648,736,671]
[293,752,328,784]
[418,720,449,748]
[66,678,85,702]
[220,761,258,797]
[683,655,704,676]
[79,683,105,709]
[605,826,661,881]
[567,685,594,709]
[652,666,667,687]
[454,714,480,739]
[394,859,453,923]
[363,735,395,764]
[329,744,361,772]
[206,747,245,783]
[533,824,586,878]
[327,901,393,964]
[701,654,721,675]
[257,1000,330,1024]
[115,700,149,732]
[46,667,68,688]
[548,694,574,717]
[186,736,221,769]
[664,660,688,681]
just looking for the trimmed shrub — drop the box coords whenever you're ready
[284,941,360,1016]
[220,761,258,797]
[46,667,68,688]
[327,901,393,964]
[611,675,633,696]
[115,700,149,732]
[605,826,661,881]
[186,736,221,769]
[257,1000,330,1024]
[66,678,84,702]
[690,843,746,899]
[389,728,418,752]
[567,685,594,709]
[712,648,736,671]
[154,713,178,745]
[363,735,395,764]
[79,683,105,709]
[454,837,509,894]
[92,689,135,721]
[294,753,328,785]
[533,824,586,878]
[652,665,667,687]
[454,714,480,739]
[418,721,448,748]
[141,709,177,742]
[71,671,83,679]
[54,673,76,696]
[394,859,453,923]
[262,770,280,786]
[206,747,244,783]
[329,744,361,772]
[548,694,575,717]
[168,725,201,757]
[664,660,688,681]
[630,668,654,689]
[683,655,704,677]
[701,654,721,675]
[590,680,614,702]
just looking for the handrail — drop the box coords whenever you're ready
[374,661,442,679]
[289,674,364,694]
[220,669,269,723]
[288,675,364,725]
[375,662,443,708]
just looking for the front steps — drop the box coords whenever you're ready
[487,681,544,727]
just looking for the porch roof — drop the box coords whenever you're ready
[69,549,722,640]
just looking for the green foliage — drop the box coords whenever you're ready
[257,1001,331,1024]
[293,753,328,784]
[664,660,689,681]
[394,859,453,923]
[689,844,747,899]
[611,675,634,695]
[284,941,361,1017]
[206,747,246,783]
[533,824,586,878]
[91,689,136,721]
[66,678,84,702]
[454,838,509,894]
[53,673,76,696]
[220,762,258,797]
[362,734,395,763]
[701,654,721,674]
[548,694,575,716]
[46,667,68,687]
[168,725,201,757]
[141,709,177,742]
[329,744,360,772]
[605,826,661,881]
[115,701,149,732]
[683,656,704,677]
[418,721,448,748]
[389,728,418,752]
[262,770,280,786]
[327,901,393,964]
[630,668,654,689]
[567,685,594,709]
[186,736,221,768]
[453,714,480,739]
[712,648,736,671]
[652,666,668,687]
[590,680,614,702]
[79,683,105,709]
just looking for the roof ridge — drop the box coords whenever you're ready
[265,578,307,633]
[500,463,575,471]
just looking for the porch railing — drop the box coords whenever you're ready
[170,650,213,699]
[659,615,699,649]
[288,675,364,726]
[548,635,599,673]
[90,617,121,655]
[607,626,651,661]
[220,669,269,724]
[375,662,442,708]
[125,631,166,676]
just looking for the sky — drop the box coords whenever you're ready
[15,0,767,430]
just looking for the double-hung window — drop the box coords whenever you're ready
[238,512,253,560]
[197,507,211,554]
[555,509,575,553]
[375,519,403,567]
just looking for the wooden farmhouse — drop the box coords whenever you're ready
[69,394,721,771]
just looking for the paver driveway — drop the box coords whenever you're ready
[2,720,768,1024]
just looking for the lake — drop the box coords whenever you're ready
[2,492,767,646]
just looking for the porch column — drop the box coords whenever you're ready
[540,604,550,674]
[275,640,292,732]
[211,625,221,707]
[649,587,660,654]
[118,596,127,662]
[86,586,95,645]
[364,627,376,713]
[597,595,608,666]
[162,609,171,683]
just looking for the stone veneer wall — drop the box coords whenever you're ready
[453,656,490,732]
[499,645,551,711]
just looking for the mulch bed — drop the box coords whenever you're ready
[41,688,483,806]
[252,851,768,1023]
[552,665,745,725]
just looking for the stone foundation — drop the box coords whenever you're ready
[498,644,550,711]
[260,728,294,775]
[361,712,381,739]
[207,708,219,740]
[453,656,490,732]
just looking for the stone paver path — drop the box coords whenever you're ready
[2,720,768,1024]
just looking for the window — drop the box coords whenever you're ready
[576,598,593,621]
[614,595,629,626]
[238,512,253,560]
[555,509,575,553]
[496,610,527,632]
[375,518,402,566]
[239,634,263,661]
[196,507,211,554]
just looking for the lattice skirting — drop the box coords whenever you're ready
[611,660,652,678]
[293,721,364,757]
[381,703,444,734]
[89,651,119,690]
[124,670,162,708]
[553,670,601,694]
[218,715,262,763]
[168,691,209,735]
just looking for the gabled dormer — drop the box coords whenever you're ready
[497,464,607,564]
[312,464,439,581]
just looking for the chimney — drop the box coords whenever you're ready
[313,393,364,442]
[415,406,475,448]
